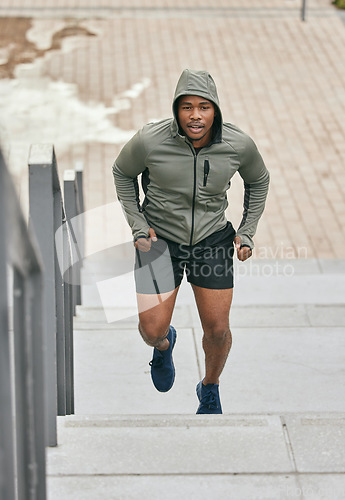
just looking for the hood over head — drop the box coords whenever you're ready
[172,69,223,143]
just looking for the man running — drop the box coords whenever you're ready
[113,69,269,414]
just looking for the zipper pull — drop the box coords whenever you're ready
[203,159,210,187]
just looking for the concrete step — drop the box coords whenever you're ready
[46,413,345,500]
[74,303,345,329]
[80,259,345,312]
[72,326,345,416]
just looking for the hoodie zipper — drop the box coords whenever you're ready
[188,145,197,246]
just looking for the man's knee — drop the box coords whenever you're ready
[203,325,231,343]
[138,322,169,348]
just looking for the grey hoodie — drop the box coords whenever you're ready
[113,69,269,248]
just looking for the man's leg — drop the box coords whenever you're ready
[191,284,233,384]
[137,287,179,350]
[137,288,180,392]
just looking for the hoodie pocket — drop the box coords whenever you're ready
[203,159,210,187]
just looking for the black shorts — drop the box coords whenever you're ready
[134,222,235,294]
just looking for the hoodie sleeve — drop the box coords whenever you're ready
[112,129,151,241]
[236,136,270,249]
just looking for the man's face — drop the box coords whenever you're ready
[177,95,216,148]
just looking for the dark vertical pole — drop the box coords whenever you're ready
[63,222,74,415]
[75,161,85,268]
[29,269,47,499]
[13,271,31,500]
[28,144,57,447]
[64,170,82,312]
[301,0,307,21]
[54,190,67,416]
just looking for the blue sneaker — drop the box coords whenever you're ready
[149,326,177,392]
[196,380,222,414]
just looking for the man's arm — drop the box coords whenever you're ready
[112,130,151,242]
[236,135,270,253]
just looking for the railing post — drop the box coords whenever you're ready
[75,161,85,265]
[29,268,47,499]
[54,191,67,417]
[64,170,82,311]
[28,144,58,446]
[301,0,307,21]
[62,220,75,415]
[13,270,33,499]
[13,269,46,499]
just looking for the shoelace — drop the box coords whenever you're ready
[200,391,219,410]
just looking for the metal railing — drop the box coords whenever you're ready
[0,148,47,499]
[28,145,84,428]
[0,144,84,499]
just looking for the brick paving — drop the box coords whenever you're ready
[0,0,335,11]
[0,1,345,258]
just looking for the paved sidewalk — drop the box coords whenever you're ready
[46,258,345,500]
[1,0,345,258]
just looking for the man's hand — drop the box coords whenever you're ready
[135,228,157,252]
[234,236,252,262]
